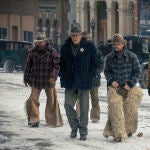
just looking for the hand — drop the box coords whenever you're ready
[148,88,150,96]
[24,82,28,87]
[48,77,56,84]
[123,84,130,91]
[112,81,119,88]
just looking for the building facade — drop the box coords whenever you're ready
[139,0,150,36]
[1,0,148,47]
[69,0,139,46]
[0,0,69,44]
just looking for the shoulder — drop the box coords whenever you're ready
[104,52,113,64]
[81,38,94,46]
[48,46,59,56]
[28,46,36,55]
[105,51,113,59]
[60,38,71,54]
[61,38,71,48]
[125,49,138,59]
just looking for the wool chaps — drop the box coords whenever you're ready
[103,86,143,139]
[90,87,100,121]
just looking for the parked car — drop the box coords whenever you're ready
[0,39,32,73]
[98,35,150,89]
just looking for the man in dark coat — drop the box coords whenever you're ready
[59,23,98,140]
[90,47,104,123]
[24,32,63,128]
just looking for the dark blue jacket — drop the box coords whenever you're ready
[59,37,99,89]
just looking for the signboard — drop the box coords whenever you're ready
[39,5,56,12]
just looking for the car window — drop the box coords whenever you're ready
[142,39,149,53]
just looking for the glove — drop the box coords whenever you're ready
[116,87,128,98]
[148,88,150,96]
[48,77,56,84]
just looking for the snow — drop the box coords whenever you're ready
[0,71,150,150]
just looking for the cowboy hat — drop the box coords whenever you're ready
[34,32,49,42]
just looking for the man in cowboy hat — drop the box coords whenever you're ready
[103,33,143,142]
[24,32,63,127]
[59,23,99,140]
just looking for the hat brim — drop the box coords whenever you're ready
[70,32,82,35]
[34,38,49,43]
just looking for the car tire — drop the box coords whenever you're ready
[3,59,14,73]
[139,68,148,89]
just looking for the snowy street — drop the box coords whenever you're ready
[0,71,150,150]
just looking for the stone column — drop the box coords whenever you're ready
[118,8,126,34]
[76,0,80,23]
[79,2,85,32]
[133,2,139,35]
[126,8,134,35]
[106,8,113,39]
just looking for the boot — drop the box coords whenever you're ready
[70,128,78,138]
[90,106,100,123]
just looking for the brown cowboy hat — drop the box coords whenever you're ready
[34,32,49,43]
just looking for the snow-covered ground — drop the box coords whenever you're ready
[0,71,150,150]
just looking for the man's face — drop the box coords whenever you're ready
[112,42,125,52]
[36,40,47,47]
[71,34,82,45]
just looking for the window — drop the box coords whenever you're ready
[127,40,133,50]
[0,28,7,39]
[24,31,33,42]
[142,39,149,53]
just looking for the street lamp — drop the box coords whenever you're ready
[90,18,96,42]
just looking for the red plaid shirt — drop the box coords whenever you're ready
[24,46,59,89]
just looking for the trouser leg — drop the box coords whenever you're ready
[64,88,79,130]
[45,87,63,127]
[78,89,89,136]
[90,87,100,121]
[76,99,80,118]
[25,87,41,123]
[104,87,127,139]
[123,86,143,135]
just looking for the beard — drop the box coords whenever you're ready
[36,44,48,54]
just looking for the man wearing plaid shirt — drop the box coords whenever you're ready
[103,33,143,142]
[24,32,63,128]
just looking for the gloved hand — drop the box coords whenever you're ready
[48,77,56,84]
[148,88,150,96]
[24,81,29,87]
[116,87,128,98]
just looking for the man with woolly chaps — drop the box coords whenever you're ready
[103,33,143,142]
[24,32,63,128]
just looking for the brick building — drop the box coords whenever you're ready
[0,0,69,44]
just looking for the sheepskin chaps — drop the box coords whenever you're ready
[103,86,143,140]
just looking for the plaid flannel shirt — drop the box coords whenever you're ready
[24,46,59,89]
[104,48,141,88]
